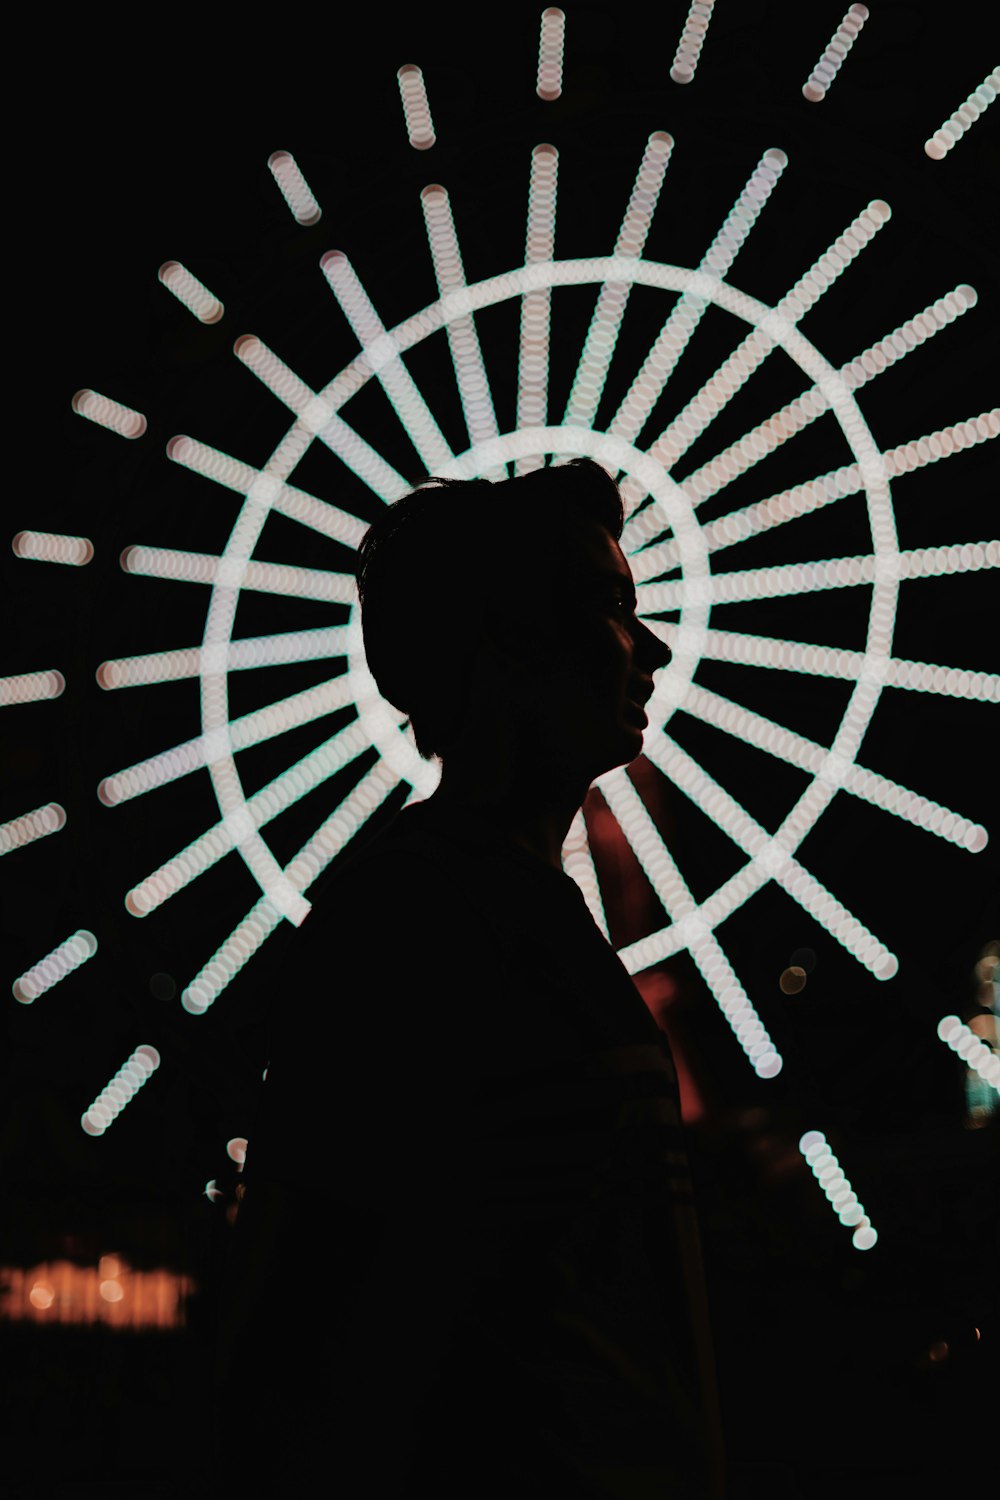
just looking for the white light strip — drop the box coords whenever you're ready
[12,531,94,566]
[97,627,350,690]
[13,929,98,1004]
[230,340,410,504]
[925,67,999,159]
[167,434,370,544]
[537,7,566,100]
[937,1016,1000,1092]
[515,143,559,476]
[631,409,1000,571]
[562,132,674,432]
[679,285,977,508]
[158,261,224,323]
[664,623,1000,703]
[600,771,782,1077]
[621,200,891,544]
[397,65,436,149]
[81,1045,160,1136]
[681,681,989,854]
[120,544,354,603]
[320,250,453,472]
[802,5,869,102]
[0,802,67,856]
[643,734,898,979]
[126,720,370,917]
[799,1131,878,1249]
[420,185,502,467]
[98,674,354,806]
[612,146,785,455]
[182,757,400,1014]
[561,807,609,939]
[1,670,65,706]
[640,540,998,609]
[267,150,321,226]
[670,0,716,84]
[71,389,146,440]
[192,422,320,931]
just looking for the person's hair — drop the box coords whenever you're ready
[355,457,625,760]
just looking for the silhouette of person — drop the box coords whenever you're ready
[214,458,726,1498]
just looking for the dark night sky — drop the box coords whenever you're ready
[4,4,999,1492]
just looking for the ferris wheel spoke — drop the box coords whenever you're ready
[670,0,717,86]
[677,285,977,509]
[680,681,988,853]
[320,250,453,473]
[923,67,999,160]
[13,531,94,566]
[120,544,354,603]
[181,756,401,1015]
[630,407,999,578]
[97,627,352,690]
[397,64,436,150]
[71,388,147,441]
[562,131,674,432]
[598,769,782,1077]
[655,622,1000,702]
[638,539,998,609]
[1,670,65,706]
[420,184,504,477]
[516,144,559,476]
[125,720,372,917]
[268,151,322,226]
[12,929,98,1004]
[0,803,67,857]
[642,732,898,978]
[610,146,786,450]
[232,339,411,503]
[619,199,891,546]
[98,675,355,806]
[561,806,610,939]
[167,433,371,543]
[801,6,870,104]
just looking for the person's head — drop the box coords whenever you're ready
[355,457,670,783]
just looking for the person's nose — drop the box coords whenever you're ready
[637,618,672,672]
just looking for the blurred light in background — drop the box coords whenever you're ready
[779,966,807,995]
[924,68,999,159]
[799,1130,878,1251]
[12,531,94,566]
[802,5,869,103]
[71,389,146,439]
[267,150,321,226]
[81,1045,160,1136]
[515,143,559,477]
[0,1257,192,1329]
[536,8,565,101]
[13,929,98,1004]
[397,65,435,150]
[1,670,65,706]
[670,0,715,86]
[226,1138,248,1173]
[158,261,224,324]
[0,802,66,857]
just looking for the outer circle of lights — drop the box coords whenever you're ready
[198,254,901,1003]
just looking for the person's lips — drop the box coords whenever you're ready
[627,677,654,712]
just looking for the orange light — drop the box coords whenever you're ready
[780,965,807,994]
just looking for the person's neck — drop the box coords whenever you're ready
[425,755,587,871]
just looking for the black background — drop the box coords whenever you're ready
[4,4,998,1495]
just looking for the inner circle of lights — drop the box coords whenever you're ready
[200,257,899,999]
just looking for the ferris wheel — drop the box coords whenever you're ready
[7,8,998,1249]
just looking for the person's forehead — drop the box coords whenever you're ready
[550,518,633,590]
